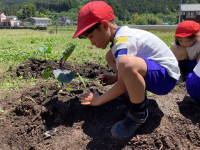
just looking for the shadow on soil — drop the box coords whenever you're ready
[177,96,200,125]
[42,94,163,149]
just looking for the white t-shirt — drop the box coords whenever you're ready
[194,60,200,77]
[111,26,180,80]
[170,37,200,60]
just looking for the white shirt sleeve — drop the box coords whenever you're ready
[194,60,200,77]
[169,42,177,51]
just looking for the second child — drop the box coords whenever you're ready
[170,20,200,82]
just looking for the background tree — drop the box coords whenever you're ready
[185,0,198,3]
[21,4,36,19]
[1,0,200,25]
[40,13,47,18]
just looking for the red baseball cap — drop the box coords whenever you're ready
[173,20,199,37]
[72,1,115,39]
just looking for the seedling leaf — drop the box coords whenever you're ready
[38,46,52,54]
[53,69,75,83]
[43,87,48,97]
[42,66,53,79]
[38,46,45,53]
[77,72,86,87]
[58,89,63,93]
[44,45,52,53]
[33,51,38,58]
[0,109,5,112]
[62,44,76,62]
[67,87,72,90]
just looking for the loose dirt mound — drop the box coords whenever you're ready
[13,58,114,79]
[0,60,200,150]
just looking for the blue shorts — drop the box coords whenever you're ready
[186,72,200,103]
[185,58,197,73]
[143,58,177,95]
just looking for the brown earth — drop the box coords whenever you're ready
[0,59,200,150]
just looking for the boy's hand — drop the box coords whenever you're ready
[79,89,101,106]
[99,74,118,86]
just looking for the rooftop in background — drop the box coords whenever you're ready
[6,16,17,18]
[180,4,200,11]
[29,17,51,20]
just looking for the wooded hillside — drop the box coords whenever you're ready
[0,0,200,25]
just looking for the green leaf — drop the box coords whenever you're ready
[53,69,75,83]
[38,46,45,53]
[33,51,38,58]
[43,87,48,97]
[58,89,63,93]
[45,45,52,53]
[38,45,51,54]
[76,72,86,87]
[62,44,76,62]
[0,109,5,112]
[67,87,72,90]
[42,66,53,79]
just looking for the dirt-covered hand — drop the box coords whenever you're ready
[99,74,117,86]
[79,89,101,106]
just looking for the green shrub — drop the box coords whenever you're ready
[116,20,123,26]
[49,29,54,34]
[46,23,53,27]
[31,26,37,30]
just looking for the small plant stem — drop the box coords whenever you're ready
[45,53,47,60]
[62,61,66,70]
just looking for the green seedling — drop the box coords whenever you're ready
[58,89,63,93]
[36,45,52,60]
[6,92,11,98]
[43,87,48,97]
[76,72,86,87]
[34,39,52,60]
[49,111,53,116]
[30,37,37,43]
[42,43,76,85]
[22,101,26,105]
[42,43,76,94]
[67,87,72,90]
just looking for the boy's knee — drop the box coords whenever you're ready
[118,56,130,67]
[118,56,136,73]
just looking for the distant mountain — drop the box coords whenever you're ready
[1,0,200,20]
[0,0,32,6]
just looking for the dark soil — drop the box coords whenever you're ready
[0,59,200,150]
[12,58,113,79]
